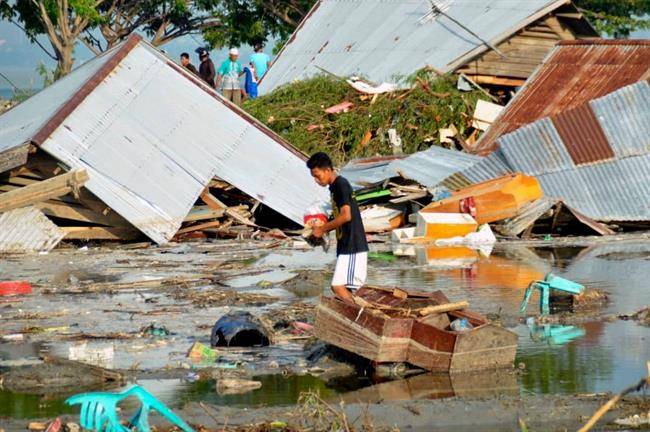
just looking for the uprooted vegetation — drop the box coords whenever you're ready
[244,73,490,165]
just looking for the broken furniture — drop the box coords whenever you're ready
[421,173,542,224]
[520,273,584,315]
[66,385,194,432]
[314,286,517,372]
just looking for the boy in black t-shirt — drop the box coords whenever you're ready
[307,152,369,303]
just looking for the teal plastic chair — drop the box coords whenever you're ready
[520,273,584,315]
[65,385,194,432]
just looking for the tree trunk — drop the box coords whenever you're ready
[55,44,75,78]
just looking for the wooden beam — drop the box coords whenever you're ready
[462,74,527,87]
[183,205,225,222]
[545,16,576,41]
[556,12,583,19]
[176,220,221,235]
[36,200,130,227]
[200,189,256,227]
[61,226,140,241]
[0,169,89,213]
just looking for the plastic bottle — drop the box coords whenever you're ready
[450,318,473,332]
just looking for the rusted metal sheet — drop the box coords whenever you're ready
[474,40,650,155]
[0,206,65,253]
[552,105,614,165]
[495,81,650,221]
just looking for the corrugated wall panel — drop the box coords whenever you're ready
[0,206,65,253]
[551,104,614,165]
[590,80,650,159]
[498,117,574,175]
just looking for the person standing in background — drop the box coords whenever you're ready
[198,49,216,88]
[250,43,272,80]
[243,62,258,99]
[180,53,198,75]
[216,48,245,105]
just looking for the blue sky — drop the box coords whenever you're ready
[0,19,648,91]
[0,20,259,90]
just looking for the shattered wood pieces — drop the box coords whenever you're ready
[49,276,211,294]
[200,190,257,227]
[0,169,89,213]
[175,288,278,307]
[183,205,225,223]
[0,206,65,253]
[495,198,614,238]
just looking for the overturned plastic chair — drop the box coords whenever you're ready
[66,385,194,432]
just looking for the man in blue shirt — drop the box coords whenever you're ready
[250,43,272,80]
[216,48,245,105]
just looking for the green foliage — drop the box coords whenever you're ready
[203,0,313,49]
[36,62,56,87]
[574,0,649,37]
[244,74,488,165]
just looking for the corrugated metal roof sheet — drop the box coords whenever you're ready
[496,80,650,221]
[0,206,65,253]
[389,145,482,188]
[0,44,117,160]
[260,0,567,94]
[341,146,481,189]
[457,148,513,184]
[0,35,328,244]
[474,40,650,155]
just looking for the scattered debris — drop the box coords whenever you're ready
[0,280,32,296]
[211,311,272,347]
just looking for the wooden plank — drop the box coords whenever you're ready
[0,144,30,174]
[0,169,89,213]
[176,220,221,235]
[183,205,225,222]
[418,301,469,316]
[36,200,130,227]
[545,16,576,40]
[62,226,140,241]
[462,75,527,87]
[201,189,256,227]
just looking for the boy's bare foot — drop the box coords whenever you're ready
[332,285,355,305]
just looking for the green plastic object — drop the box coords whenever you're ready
[66,385,194,432]
[520,273,584,315]
[368,252,396,262]
[354,189,392,203]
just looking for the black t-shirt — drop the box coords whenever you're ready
[329,176,369,256]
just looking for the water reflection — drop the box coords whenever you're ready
[336,369,518,404]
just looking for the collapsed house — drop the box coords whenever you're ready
[457,40,650,223]
[0,34,328,250]
[473,40,650,155]
[259,0,597,94]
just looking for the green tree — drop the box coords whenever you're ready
[575,0,650,37]
[202,0,313,49]
[1,0,106,77]
[81,0,223,53]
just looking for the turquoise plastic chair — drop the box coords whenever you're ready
[65,385,194,432]
[520,273,584,315]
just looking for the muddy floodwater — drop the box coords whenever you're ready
[0,236,649,429]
